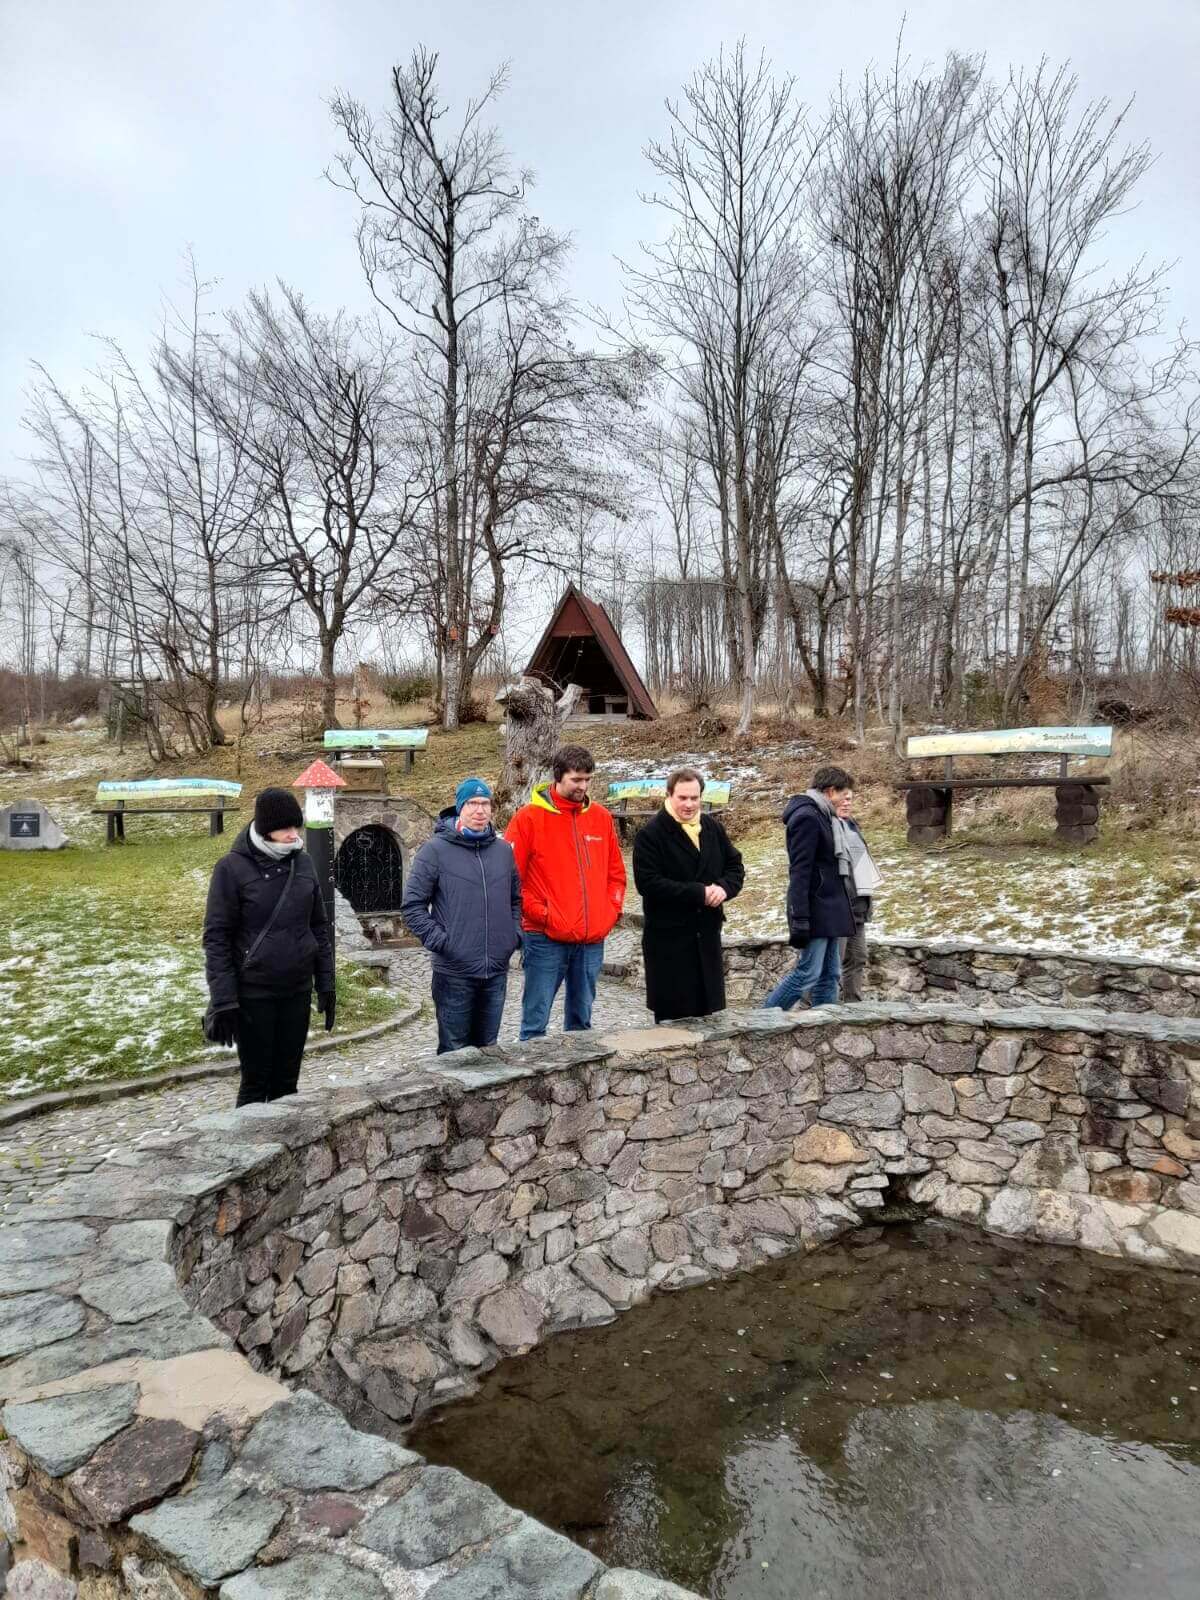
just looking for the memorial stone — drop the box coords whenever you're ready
[1,799,66,851]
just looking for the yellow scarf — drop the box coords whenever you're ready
[665,796,702,849]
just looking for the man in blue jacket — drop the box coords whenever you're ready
[401,778,522,1053]
[761,765,858,1011]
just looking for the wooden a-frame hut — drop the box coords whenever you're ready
[525,585,658,721]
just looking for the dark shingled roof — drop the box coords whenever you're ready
[524,584,658,720]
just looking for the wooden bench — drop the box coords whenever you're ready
[606,778,732,844]
[324,728,429,774]
[93,779,242,845]
[896,726,1113,846]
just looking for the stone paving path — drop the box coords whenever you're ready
[0,945,651,1217]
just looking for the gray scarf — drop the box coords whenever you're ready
[806,789,853,881]
[249,822,303,862]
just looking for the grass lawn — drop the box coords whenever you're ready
[0,716,506,1101]
[6,713,1200,1102]
[0,832,405,1100]
[725,818,1200,961]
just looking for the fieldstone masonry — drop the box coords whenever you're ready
[713,931,1200,1015]
[4,989,1200,1597]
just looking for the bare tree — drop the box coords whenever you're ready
[225,286,423,728]
[624,44,823,735]
[329,48,622,728]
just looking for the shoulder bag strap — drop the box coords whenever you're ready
[241,854,297,970]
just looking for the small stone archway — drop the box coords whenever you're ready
[333,795,433,939]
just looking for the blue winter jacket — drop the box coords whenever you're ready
[401,808,523,979]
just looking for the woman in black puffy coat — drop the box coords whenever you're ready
[202,787,335,1105]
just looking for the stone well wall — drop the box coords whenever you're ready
[6,1002,1200,1598]
[685,928,1200,1016]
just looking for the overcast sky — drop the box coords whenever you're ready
[3,0,1198,488]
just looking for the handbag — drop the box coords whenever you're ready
[202,856,297,1041]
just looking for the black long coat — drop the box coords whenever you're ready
[633,808,745,1023]
[203,827,335,1008]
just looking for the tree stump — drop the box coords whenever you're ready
[905,785,951,845]
[495,678,584,816]
[1055,782,1100,843]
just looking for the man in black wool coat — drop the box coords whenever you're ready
[633,767,745,1024]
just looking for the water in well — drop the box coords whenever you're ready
[409,1223,1200,1599]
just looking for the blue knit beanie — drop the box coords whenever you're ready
[455,777,493,815]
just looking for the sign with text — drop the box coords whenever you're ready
[10,812,40,839]
[906,726,1113,761]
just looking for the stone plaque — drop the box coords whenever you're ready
[0,799,67,851]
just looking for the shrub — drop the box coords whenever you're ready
[386,669,435,707]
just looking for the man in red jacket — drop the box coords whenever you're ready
[505,744,626,1039]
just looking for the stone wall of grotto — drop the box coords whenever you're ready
[618,921,1200,1016]
[5,999,1200,1597]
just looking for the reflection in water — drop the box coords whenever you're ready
[410,1223,1200,1598]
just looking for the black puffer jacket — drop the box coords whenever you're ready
[203,827,334,1008]
[401,808,522,980]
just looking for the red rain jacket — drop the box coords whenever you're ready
[505,782,626,944]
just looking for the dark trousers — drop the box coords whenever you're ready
[839,924,868,1001]
[235,989,311,1106]
[432,970,508,1055]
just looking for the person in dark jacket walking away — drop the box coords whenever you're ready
[203,787,335,1106]
[505,745,626,1040]
[401,778,522,1054]
[834,787,883,1002]
[634,768,744,1023]
[760,766,857,1011]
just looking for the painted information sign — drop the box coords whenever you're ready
[324,729,428,750]
[95,778,242,803]
[606,778,732,807]
[906,725,1113,760]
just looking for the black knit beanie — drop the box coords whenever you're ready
[254,787,304,835]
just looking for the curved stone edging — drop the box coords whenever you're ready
[0,1003,423,1130]
[4,999,1200,1598]
[616,917,1200,1018]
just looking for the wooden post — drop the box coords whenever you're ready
[1055,782,1100,844]
[293,760,347,965]
[905,785,951,846]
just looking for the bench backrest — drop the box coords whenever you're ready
[323,729,428,751]
[95,778,242,804]
[906,725,1113,761]
[606,777,732,808]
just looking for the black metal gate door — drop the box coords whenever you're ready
[335,825,404,914]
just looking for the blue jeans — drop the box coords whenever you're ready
[519,933,605,1040]
[431,970,508,1054]
[761,937,842,1010]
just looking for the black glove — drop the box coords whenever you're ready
[788,928,810,951]
[317,989,336,1032]
[211,1007,239,1047]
